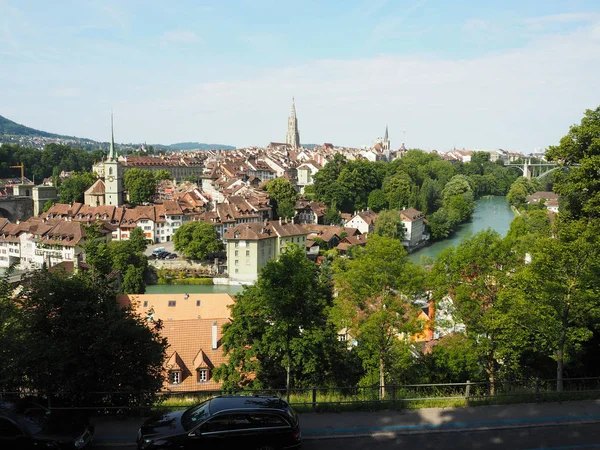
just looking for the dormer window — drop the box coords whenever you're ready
[170,371,181,385]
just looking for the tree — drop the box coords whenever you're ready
[266,178,298,219]
[129,227,149,253]
[323,205,342,225]
[442,175,472,203]
[173,221,223,261]
[546,106,600,219]
[383,173,411,210]
[431,231,517,394]
[42,199,55,212]
[333,235,426,398]
[421,333,483,383]
[154,170,173,181]
[374,210,405,240]
[214,246,350,393]
[107,239,148,294]
[503,220,600,391]
[57,171,97,204]
[368,189,387,212]
[124,168,157,205]
[0,269,167,404]
[506,181,529,208]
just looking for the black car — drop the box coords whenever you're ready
[0,399,94,449]
[157,251,171,259]
[137,396,301,450]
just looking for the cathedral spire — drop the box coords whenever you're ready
[384,125,389,141]
[286,97,300,149]
[108,113,116,160]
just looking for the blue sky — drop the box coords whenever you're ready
[2,0,600,151]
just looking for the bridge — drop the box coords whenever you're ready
[506,160,558,180]
[0,196,34,222]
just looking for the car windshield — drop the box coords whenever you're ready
[21,408,51,434]
[181,401,210,431]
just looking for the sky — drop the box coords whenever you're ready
[1,0,600,151]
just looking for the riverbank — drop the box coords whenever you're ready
[409,196,516,265]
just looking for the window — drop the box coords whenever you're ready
[200,415,231,433]
[143,301,148,307]
[196,300,201,306]
[168,301,176,307]
[235,260,239,266]
[247,413,288,427]
[235,241,239,248]
[235,250,238,256]
[235,269,238,273]
[170,371,181,384]
[246,250,250,256]
[197,368,209,383]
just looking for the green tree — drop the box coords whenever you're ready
[421,333,483,383]
[173,221,223,261]
[266,178,298,219]
[57,171,97,204]
[154,170,173,181]
[368,189,387,212]
[374,210,405,240]
[506,181,529,208]
[442,174,472,203]
[129,227,149,253]
[42,199,55,212]
[546,106,600,219]
[122,264,146,294]
[333,236,425,398]
[215,246,350,393]
[124,168,157,205]
[503,220,600,391]
[383,172,411,210]
[0,269,167,404]
[431,230,515,394]
[323,205,342,225]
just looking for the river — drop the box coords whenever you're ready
[408,196,515,265]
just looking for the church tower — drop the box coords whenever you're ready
[285,97,301,149]
[383,125,390,151]
[104,114,125,206]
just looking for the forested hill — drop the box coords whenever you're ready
[0,115,235,150]
[0,115,71,138]
[166,142,235,151]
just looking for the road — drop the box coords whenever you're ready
[92,422,600,449]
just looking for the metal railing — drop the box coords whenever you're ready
[3,377,600,415]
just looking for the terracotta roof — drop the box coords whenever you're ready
[160,318,230,391]
[400,208,424,221]
[118,293,234,321]
[85,179,105,196]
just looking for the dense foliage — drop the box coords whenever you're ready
[312,150,520,240]
[0,268,167,405]
[173,221,224,261]
[0,143,104,182]
[266,178,298,219]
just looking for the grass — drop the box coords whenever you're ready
[147,387,600,415]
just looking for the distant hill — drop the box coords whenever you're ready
[167,142,236,151]
[0,115,236,151]
[0,115,73,139]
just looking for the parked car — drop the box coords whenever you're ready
[165,253,177,259]
[0,398,94,449]
[157,252,171,259]
[137,395,301,450]
[151,247,166,257]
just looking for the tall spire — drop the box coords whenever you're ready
[108,112,116,160]
[384,125,389,141]
[286,97,300,149]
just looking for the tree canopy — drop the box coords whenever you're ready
[57,171,97,204]
[173,221,223,261]
[124,168,157,205]
[266,178,298,219]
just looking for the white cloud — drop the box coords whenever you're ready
[161,30,201,44]
[106,22,600,152]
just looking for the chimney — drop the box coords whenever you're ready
[279,217,282,225]
[212,321,218,350]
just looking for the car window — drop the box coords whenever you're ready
[21,408,49,434]
[247,414,288,428]
[229,414,253,430]
[181,401,210,431]
[200,415,231,433]
[0,418,22,437]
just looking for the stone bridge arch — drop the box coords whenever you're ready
[0,197,34,223]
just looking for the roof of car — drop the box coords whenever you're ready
[208,396,288,414]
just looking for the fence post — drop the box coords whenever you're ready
[391,384,397,410]
[312,387,317,412]
[535,378,540,403]
[465,380,471,407]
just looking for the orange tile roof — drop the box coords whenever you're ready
[119,293,234,321]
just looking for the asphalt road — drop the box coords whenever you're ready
[92,422,600,449]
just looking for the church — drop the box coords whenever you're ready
[85,117,126,207]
